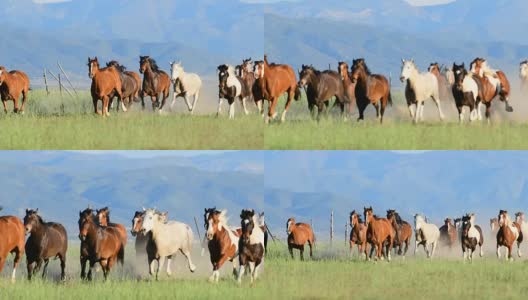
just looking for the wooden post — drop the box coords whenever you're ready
[43,69,50,96]
[345,222,348,246]
[330,210,334,245]
[193,216,202,242]
[47,70,73,97]
[57,61,78,95]
[58,73,62,96]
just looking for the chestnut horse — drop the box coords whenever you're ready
[497,210,521,261]
[254,55,300,123]
[96,207,128,250]
[364,207,394,261]
[0,214,25,282]
[286,217,315,261]
[470,58,514,116]
[460,213,484,262]
[106,60,141,110]
[338,62,357,115]
[238,209,265,285]
[0,66,30,114]
[439,218,458,248]
[88,57,122,117]
[78,208,124,280]
[349,210,368,258]
[351,59,392,123]
[386,209,412,257]
[139,56,171,111]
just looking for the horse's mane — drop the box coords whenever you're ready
[352,59,371,75]
[106,60,126,72]
[28,210,45,224]
[302,65,320,75]
[394,213,404,225]
[148,58,161,72]
[521,60,528,65]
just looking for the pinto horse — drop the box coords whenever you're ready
[351,59,392,123]
[237,209,265,285]
[460,213,484,262]
[130,210,167,276]
[470,58,513,114]
[414,214,439,258]
[497,210,520,260]
[0,66,30,114]
[96,207,127,250]
[364,207,394,261]
[386,209,412,257]
[139,56,171,111]
[338,62,357,115]
[452,63,481,122]
[349,210,368,258]
[78,208,124,280]
[298,65,348,120]
[217,64,249,119]
[254,55,300,123]
[24,209,68,281]
[0,214,25,282]
[439,218,458,249]
[286,217,315,260]
[88,57,122,117]
[106,60,141,111]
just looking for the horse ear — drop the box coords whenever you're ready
[36,208,39,213]
[26,208,29,214]
[142,207,146,211]
[401,58,405,63]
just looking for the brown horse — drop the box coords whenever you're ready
[386,209,412,257]
[24,209,67,281]
[106,61,141,110]
[364,206,394,261]
[497,210,520,261]
[338,62,357,115]
[349,210,368,258]
[428,63,454,103]
[78,207,124,280]
[96,207,128,250]
[0,66,30,114]
[139,56,171,111]
[470,58,514,116]
[0,214,25,282]
[254,55,300,123]
[350,59,392,123]
[439,218,458,249]
[238,58,260,113]
[286,217,315,261]
[88,57,122,117]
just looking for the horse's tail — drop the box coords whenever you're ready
[186,225,194,252]
[294,84,302,101]
[117,243,125,266]
[388,90,393,107]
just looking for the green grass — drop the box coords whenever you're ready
[2,243,528,299]
[0,90,263,149]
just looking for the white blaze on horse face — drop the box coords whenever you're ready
[286,220,292,234]
[400,61,414,82]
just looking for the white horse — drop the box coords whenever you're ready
[140,208,196,279]
[400,59,445,123]
[520,61,528,93]
[414,214,439,258]
[169,61,202,114]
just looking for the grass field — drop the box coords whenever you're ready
[0,90,264,149]
[2,243,528,299]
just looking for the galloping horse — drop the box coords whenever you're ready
[470,58,513,114]
[428,62,454,104]
[351,59,392,123]
[439,218,457,249]
[88,57,122,117]
[140,208,196,280]
[386,209,412,257]
[298,65,348,120]
[217,64,248,119]
[452,63,480,122]
[95,207,127,251]
[349,210,368,258]
[251,60,266,115]
[0,66,30,114]
[364,207,394,261]
[254,55,300,123]
[400,59,444,123]
[460,213,484,262]
[106,60,141,111]
[496,210,520,260]
[414,214,439,258]
[0,214,25,282]
[490,217,499,233]
[520,61,528,93]
[514,212,526,254]
[338,62,356,115]
[78,207,124,280]
[169,61,202,114]
[286,217,315,260]
[204,208,240,283]
[24,209,68,281]
[130,210,167,276]
[139,56,171,111]
[237,58,260,113]
[237,209,265,285]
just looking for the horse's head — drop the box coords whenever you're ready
[364,206,374,226]
[286,217,296,235]
[386,209,396,221]
[78,207,94,232]
[444,218,452,226]
[217,64,230,90]
[139,56,151,74]
[254,61,264,79]
[78,208,95,241]
[515,212,525,223]
[170,61,183,83]
[0,66,7,85]
[498,210,509,227]
[242,58,253,75]
[298,64,315,88]
[23,208,41,235]
[490,217,498,231]
[240,209,256,244]
[414,214,424,230]
[461,214,473,237]
[96,207,110,226]
[428,62,440,75]
[350,58,367,83]
[206,209,224,240]
[452,63,467,90]
[140,208,159,234]
[337,62,349,80]
[520,61,528,78]
[131,210,144,236]
[87,57,99,79]
[469,57,485,75]
[399,58,416,83]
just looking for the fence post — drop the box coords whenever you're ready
[58,73,62,96]
[43,69,50,96]
[330,210,334,246]
[345,222,348,246]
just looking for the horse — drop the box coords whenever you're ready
[428,62,454,104]
[169,61,202,114]
[490,217,499,233]
[78,207,124,280]
[298,65,348,120]
[254,55,300,123]
[364,207,394,261]
[514,212,526,254]
[23,209,68,281]
[204,208,240,283]
[237,209,265,285]
[439,218,457,249]
[88,57,123,117]
[95,207,127,252]
[400,59,444,123]
[452,63,480,122]
[0,66,30,114]
[139,56,171,111]
[106,60,141,111]
[470,57,513,113]
[237,58,261,114]
[338,62,357,115]
[460,213,484,262]
[0,214,25,282]
[413,214,439,258]
[130,210,168,275]
[520,61,528,93]
[386,209,412,257]
[349,210,368,258]
[217,64,249,119]
[496,210,520,261]
[286,217,315,261]
[444,66,455,87]
[350,59,392,123]
[140,208,196,280]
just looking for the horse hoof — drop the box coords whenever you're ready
[506,107,514,112]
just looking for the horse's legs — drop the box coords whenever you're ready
[316,101,325,122]
[248,261,256,284]
[20,89,28,113]
[308,240,313,258]
[431,96,445,121]
[229,99,236,119]
[217,97,224,117]
[457,106,464,123]
[102,95,110,117]
[148,257,156,276]
[12,92,20,113]
[165,255,172,276]
[414,240,419,256]
[288,244,294,259]
[80,256,88,280]
[518,241,522,257]
[281,91,295,122]
[27,260,34,280]
[156,256,165,280]
[151,95,158,111]
[379,98,387,124]
[242,97,249,115]
[179,249,197,272]
[357,99,367,121]
[373,102,380,121]
[59,253,66,281]
[191,90,200,114]
[88,260,96,281]
[497,244,501,259]
[408,103,416,119]
[430,241,437,258]
[485,102,491,124]
[299,245,305,261]
[257,100,264,117]
[41,259,50,279]
[11,248,22,283]
[237,261,246,284]
[414,102,422,123]
[266,97,278,124]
